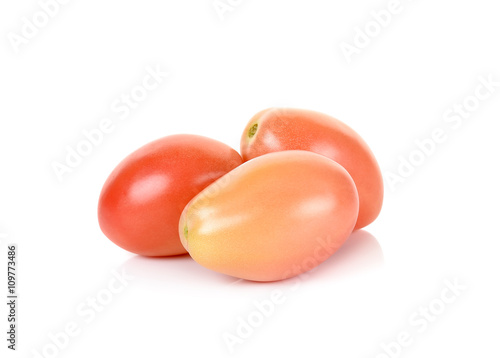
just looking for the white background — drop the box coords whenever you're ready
[1,0,499,357]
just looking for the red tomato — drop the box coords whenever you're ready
[98,134,243,256]
[240,108,383,229]
[179,151,359,281]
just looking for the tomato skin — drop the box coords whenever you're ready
[179,150,359,282]
[98,134,243,256]
[240,108,383,230]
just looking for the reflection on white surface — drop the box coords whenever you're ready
[314,229,384,278]
[120,253,237,286]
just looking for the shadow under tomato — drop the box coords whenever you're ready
[311,229,384,280]
[118,252,238,286]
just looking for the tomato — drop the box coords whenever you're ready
[240,108,383,229]
[98,134,243,256]
[179,150,359,281]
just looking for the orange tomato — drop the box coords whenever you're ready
[240,108,383,229]
[179,151,359,281]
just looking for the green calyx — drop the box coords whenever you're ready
[248,123,258,138]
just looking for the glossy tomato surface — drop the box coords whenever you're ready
[179,150,359,282]
[240,108,383,229]
[98,134,243,256]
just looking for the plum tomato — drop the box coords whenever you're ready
[98,134,243,256]
[240,108,383,229]
[179,150,359,281]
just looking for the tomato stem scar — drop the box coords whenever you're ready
[248,123,258,138]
